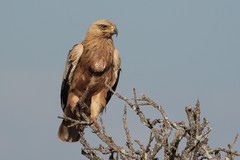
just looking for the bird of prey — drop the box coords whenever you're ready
[58,19,121,142]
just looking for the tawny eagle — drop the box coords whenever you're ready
[58,19,121,142]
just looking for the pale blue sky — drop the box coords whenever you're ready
[1,1,240,159]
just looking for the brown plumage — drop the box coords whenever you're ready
[58,19,121,142]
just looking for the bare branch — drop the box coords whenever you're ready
[58,88,240,160]
[100,116,106,135]
[122,106,134,159]
[80,135,104,160]
[57,114,90,126]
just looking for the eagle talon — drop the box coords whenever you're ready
[91,129,100,133]
[91,121,101,133]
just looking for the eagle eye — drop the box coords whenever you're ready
[99,24,108,30]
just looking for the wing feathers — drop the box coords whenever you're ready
[60,43,83,110]
[106,49,121,104]
[113,49,121,79]
[63,44,84,81]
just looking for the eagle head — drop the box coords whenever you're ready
[86,19,118,38]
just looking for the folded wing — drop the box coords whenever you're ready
[60,44,83,111]
[106,49,121,104]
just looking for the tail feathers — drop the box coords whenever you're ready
[58,120,84,142]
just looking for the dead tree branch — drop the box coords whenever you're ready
[58,89,240,160]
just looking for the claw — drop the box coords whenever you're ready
[90,120,101,133]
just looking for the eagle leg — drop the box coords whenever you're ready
[90,90,107,133]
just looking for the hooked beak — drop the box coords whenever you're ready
[113,27,118,37]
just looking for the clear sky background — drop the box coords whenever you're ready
[1,0,240,159]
